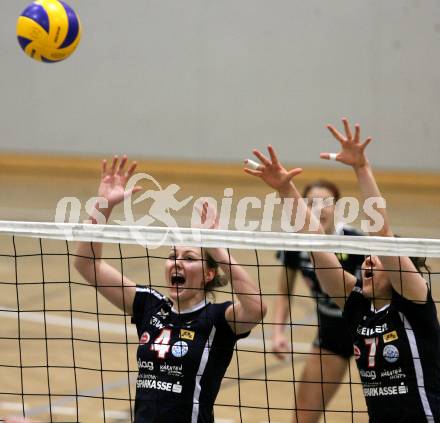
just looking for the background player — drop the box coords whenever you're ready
[245,119,440,421]
[273,179,363,423]
[74,156,267,423]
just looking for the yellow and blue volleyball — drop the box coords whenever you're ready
[17,0,81,63]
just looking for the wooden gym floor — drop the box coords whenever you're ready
[0,154,439,422]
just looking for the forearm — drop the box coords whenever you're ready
[278,183,354,305]
[272,268,295,334]
[272,294,290,335]
[74,203,113,280]
[354,163,392,237]
[208,247,266,319]
[231,273,266,320]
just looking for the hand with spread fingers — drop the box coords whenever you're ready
[98,155,141,209]
[244,145,303,193]
[321,117,372,170]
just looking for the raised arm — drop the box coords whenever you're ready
[322,118,428,302]
[74,156,141,315]
[272,266,297,360]
[244,146,356,308]
[197,202,267,334]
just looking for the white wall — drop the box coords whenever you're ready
[1,0,439,170]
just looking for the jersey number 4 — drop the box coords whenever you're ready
[150,329,172,359]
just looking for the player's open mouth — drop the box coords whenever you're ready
[171,275,186,286]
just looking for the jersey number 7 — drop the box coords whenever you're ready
[365,337,378,368]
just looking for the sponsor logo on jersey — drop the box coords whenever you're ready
[383,344,399,363]
[363,383,408,397]
[172,382,183,393]
[360,369,376,380]
[172,340,189,357]
[136,377,182,394]
[383,330,398,343]
[381,367,406,380]
[140,331,151,345]
[137,359,154,371]
[180,329,195,341]
[356,323,388,336]
[150,316,165,330]
[149,308,170,330]
[157,308,169,319]
[160,363,183,377]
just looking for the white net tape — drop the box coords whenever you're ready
[1,220,440,257]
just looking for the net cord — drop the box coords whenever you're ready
[1,221,440,257]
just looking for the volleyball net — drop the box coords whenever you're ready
[1,221,439,423]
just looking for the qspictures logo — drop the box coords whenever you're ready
[55,172,386,248]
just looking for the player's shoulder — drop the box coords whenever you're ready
[134,285,170,311]
[344,280,369,314]
[135,286,166,301]
[131,286,170,332]
[391,286,437,316]
[201,301,233,325]
[208,301,251,340]
[205,301,231,316]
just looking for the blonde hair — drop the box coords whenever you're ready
[203,251,228,300]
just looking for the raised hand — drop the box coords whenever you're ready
[244,145,303,192]
[321,118,372,169]
[98,155,141,208]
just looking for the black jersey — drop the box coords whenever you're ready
[278,226,364,317]
[131,286,249,423]
[344,284,440,422]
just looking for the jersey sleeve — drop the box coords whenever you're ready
[392,286,440,333]
[276,250,301,270]
[343,283,370,334]
[212,301,251,341]
[131,286,166,335]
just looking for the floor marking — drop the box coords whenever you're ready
[1,307,311,419]
[102,410,131,420]
[0,307,315,352]
[0,307,136,336]
[0,402,26,411]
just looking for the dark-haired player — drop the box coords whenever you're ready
[273,179,363,423]
[75,156,267,423]
[245,118,440,422]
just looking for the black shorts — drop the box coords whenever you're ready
[312,311,353,359]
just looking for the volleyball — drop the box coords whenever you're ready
[16,0,81,63]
